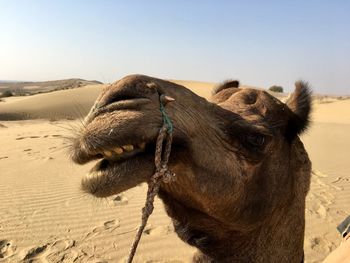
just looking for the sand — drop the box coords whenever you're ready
[0,84,104,120]
[302,101,350,262]
[0,81,349,262]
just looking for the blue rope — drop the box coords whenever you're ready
[159,97,173,134]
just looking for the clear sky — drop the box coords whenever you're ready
[0,0,349,94]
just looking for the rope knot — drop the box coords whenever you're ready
[158,165,176,183]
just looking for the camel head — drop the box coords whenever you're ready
[71,74,312,262]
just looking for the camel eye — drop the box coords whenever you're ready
[246,133,265,147]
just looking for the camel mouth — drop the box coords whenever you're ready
[92,142,147,163]
[86,142,150,174]
[80,141,157,197]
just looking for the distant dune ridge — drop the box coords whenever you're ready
[0,77,349,262]
[0,78,103,96]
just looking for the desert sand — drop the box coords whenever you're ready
[0,80,349,262]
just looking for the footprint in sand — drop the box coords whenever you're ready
[15,136,40,140]
[331,177,342,184]
[46,249,79,263]
[144,225,174,236]
[0,240,16,259]
[313,170,328,178]
[20,243,49,261]
[317,204,328,219]
[313,170,343,191]
[84,219,120,240]
[102,219,120,230]
[45,239,78,263]
[307,170,340,220]
[0,123,7,128]
[18,239,77,262]
[307,236,336,254]
[307,193,331,219]
[23,148,32,152]
[51,239,75,251]
[113,194,128,206]
[0,156,8,160]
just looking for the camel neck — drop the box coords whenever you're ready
[192,202,306,262]
[159,185,306,262]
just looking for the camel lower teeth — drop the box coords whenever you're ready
[122,145,134,152]
[114,147,123,154]
[104,150,113,157]
[101,143,147,159]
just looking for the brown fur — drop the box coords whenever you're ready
[70,75,312,262]
[213,79,240,94]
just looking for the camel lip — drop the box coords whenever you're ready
[81,150,155,197]
[83,152,145,185]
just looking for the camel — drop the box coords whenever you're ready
[71,75,312,262]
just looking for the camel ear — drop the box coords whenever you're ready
[213,79,239,94]
[285,81,312,140]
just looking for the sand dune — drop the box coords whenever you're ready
[312,99,350,124]
[171,79,216,98]
[0,80,349,262]
[0,84,104,120]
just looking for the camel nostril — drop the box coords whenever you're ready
[97,94,147,109]
[106,94,146,105]
[95,95,152,114]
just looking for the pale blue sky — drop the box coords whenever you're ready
[0,0,349,94]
